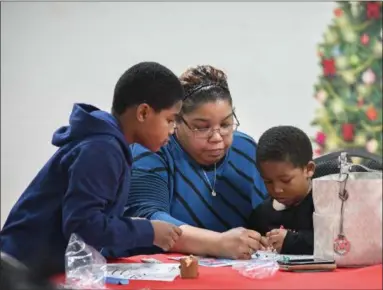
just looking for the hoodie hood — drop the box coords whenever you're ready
[52,103,131,161]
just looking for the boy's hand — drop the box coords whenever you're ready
[266,229,288,253]
[151,220,182,251]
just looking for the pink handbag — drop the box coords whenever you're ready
[312,153,382,267]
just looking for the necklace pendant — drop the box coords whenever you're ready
[212,190,217,197]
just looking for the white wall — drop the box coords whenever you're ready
[1,2,334,226]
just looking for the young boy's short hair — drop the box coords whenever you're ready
[112,62,184,115]
[256,125,313,168]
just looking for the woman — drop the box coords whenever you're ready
[125,65,268,259]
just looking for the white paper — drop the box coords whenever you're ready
[168,252,314,268]
[168,256,237,267]
[106,263,180,282]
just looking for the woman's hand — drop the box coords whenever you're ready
[217,227,262,259]
[260,236,271,250]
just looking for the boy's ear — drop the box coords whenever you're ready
[306,161,316,178]
[136,103,151,122]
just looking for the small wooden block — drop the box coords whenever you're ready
[179,255,199,279]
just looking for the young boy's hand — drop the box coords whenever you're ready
[151,221,182,251]
[266,228,288,253]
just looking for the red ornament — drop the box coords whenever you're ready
[361,34,370,45]
[366,106,378,121]
[316,132,326,146]
[322,58,336,76]
[366,2,381,19]
[334,7,343,17]
[342,123,355,142]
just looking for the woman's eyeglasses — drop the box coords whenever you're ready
[179,112,240,139]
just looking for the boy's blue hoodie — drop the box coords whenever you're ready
[0,104,154,274]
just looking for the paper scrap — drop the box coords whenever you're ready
[107,263,180,282]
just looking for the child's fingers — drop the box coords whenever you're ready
[260,236,269,247]
[268,234,279,244]
[266,229,279,237]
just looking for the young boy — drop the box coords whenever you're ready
[248,125,316,255]
[0,62,184,275]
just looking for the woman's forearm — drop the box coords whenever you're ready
[170,224,223,257]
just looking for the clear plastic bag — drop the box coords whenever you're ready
[232,259,279,279]
[64,233,107,289]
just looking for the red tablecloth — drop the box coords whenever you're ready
[56,254,383,289]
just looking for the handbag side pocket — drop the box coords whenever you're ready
[313,212,336,261]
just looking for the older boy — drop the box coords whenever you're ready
[1,62,184,274]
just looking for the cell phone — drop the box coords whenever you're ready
[277,258,337,272]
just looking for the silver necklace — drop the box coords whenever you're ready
[202,163,217,197]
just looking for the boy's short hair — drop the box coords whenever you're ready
[256,125,313,168]
[112,62,184,115]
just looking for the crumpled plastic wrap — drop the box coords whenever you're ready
[232,259,279,279]
[64,233,107,289]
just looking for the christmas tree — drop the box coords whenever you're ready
[312,1,382,157]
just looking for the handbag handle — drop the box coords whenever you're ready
[338,152,380,180]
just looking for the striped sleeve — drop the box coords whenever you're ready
[124,144,186,226]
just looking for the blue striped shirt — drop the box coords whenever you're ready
[125,131,268,232]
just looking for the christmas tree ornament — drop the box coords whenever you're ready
[324,28,339,44]
[362,69,376,85]
[361,34,370,45]
[315,89,328,104]
[342,123,355,142]
[366,138,379,153]
[355,134,367,146]
[335,56,348,69]
[373,41,382,58]
[316,132,326,145]
[341,71,356,84]
[357,84,369,96]
[332,45,341,57]
[349,54,360,65]
[332,99,344,114]
[350,2,360,17]
[366,2,381,19]
[343,29,357,42]
[334,7,343,17]
[366,106,378,121]
[322,58,336,76]
[335,14,348,27]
